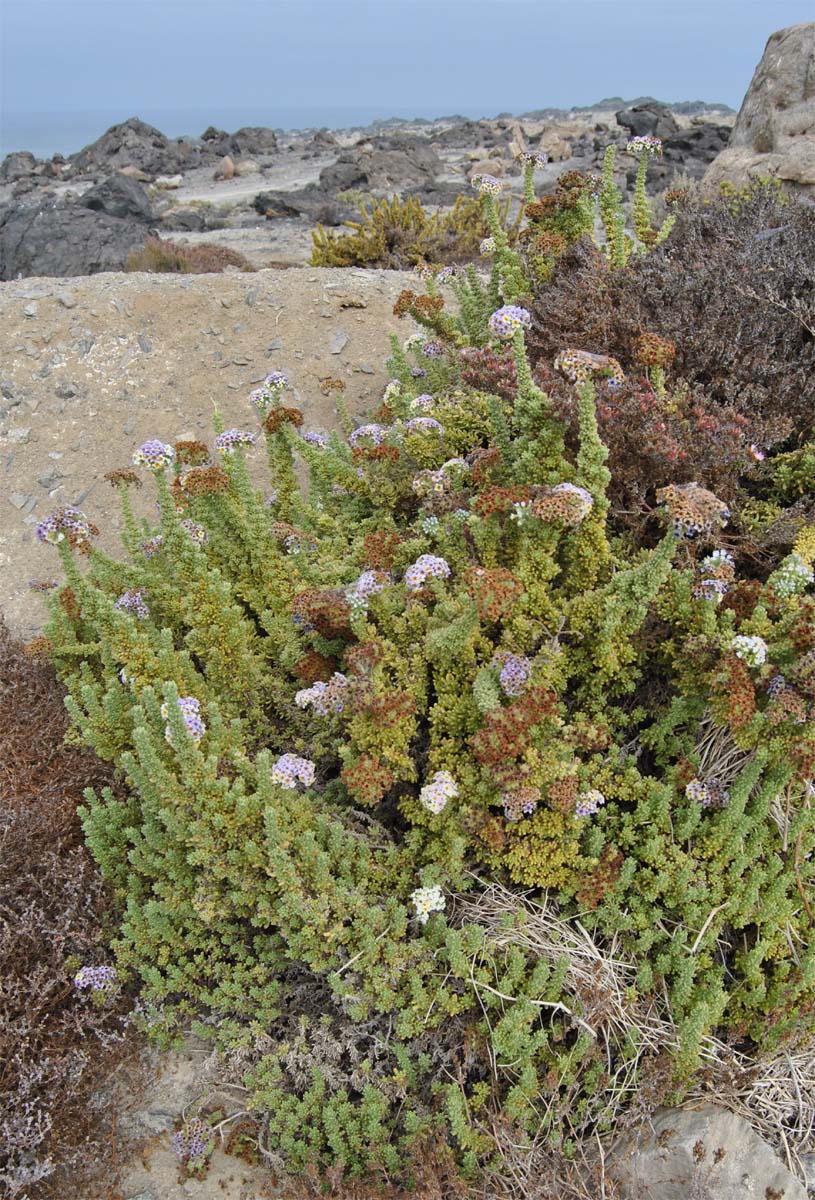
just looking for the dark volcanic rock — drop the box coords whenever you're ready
[616,103,680,140]
[70,116,199,177]
[0,197,149,279]
[253,185,353,225]
[200,125,278,160]
[663,124,731,172]
[319,135,442,193]
[0,151,39,182]
[78,175,155,221]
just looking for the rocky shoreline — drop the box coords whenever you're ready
[0,100,735,279]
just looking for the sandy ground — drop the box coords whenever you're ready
[0,266,417,640]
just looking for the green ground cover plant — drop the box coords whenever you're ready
[32,146,815,1195]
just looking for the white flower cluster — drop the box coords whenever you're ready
[770,553,814,599]
[419,771,459,814]
[410,884,446,924]
[730,635,768,668]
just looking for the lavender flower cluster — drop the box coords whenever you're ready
[171,1117,215,1169]
[575,789,606,818]
[419,770,459,815]
[114,588,150,619]
[494,652,531,698]
[181,518,209,546]
[161,696,206,746]
[685,778,730,809]
[295,672,350,716]
[132,439,175,470]
[271,753,316,789]
[349,423,388,448]
[302,430,329,448]
[214,428,257,454]
[405,554,451,592]
[346,569,387,610]
[73,964,118,996]
[626,135,663,156]
[405,416,444,436]
[409,394,435,412]
[36,506,94,546]
[471,173,503,195]
[249,370,289,413]
[489,305,532,340]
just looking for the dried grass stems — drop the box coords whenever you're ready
[450,877,815,1192]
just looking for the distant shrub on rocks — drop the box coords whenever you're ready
[126,235,256,274]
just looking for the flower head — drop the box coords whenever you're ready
[576,789,606,818]
[181,519,209,546]
[214,428,256,454]
[419,771,459,815]
[295,672,350,715]
[626,135,663,157]
[36,506,97,548]
[472,173,503,195]
[516,150,549,167]
[405,416,444,436]
[403,333,427,352]
[421,342,444,359]
[250,372,288,413]
[132,439,175,471]
[405,554,451,592]
[140,535,165,559]
[349,423,388,448]
[492,651,531,698]
[685,777,730,809]
[172,1118,215,1170]
[730,635,768,668]
[302,430,329,448]
[410,884,445,924]
[73,964,118,997]
[271,753,316,789]
[410,393,435,412]
[479,236,496,257]
[346,570,388,610]
[115,588,149,619]
[489,305,532,340]
[770,552,814,599]
[161,695,205,746]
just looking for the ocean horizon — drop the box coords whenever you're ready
[0,103,507,160]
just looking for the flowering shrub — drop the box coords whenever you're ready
[35,157,815,1190]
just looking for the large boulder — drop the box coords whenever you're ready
[69,116,198,178]
[78,174,154,221]
[319,135,442,193]
[0,151,38,182]
[0,196,149,279]
[610,1105,806,1200]
[704,23,815,196]
[616,103,680,141]
[200,125,277,160]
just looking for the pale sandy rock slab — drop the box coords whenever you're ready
[610,1105,806,1200]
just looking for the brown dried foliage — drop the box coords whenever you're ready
[0,618,138,1198]
[263,406,304,434]
[126,236,256,274]
[364,530,402,571]
[471,685,559,767]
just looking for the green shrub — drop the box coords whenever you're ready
[35,152,815,1191]
[310,194,502,269]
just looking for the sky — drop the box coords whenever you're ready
[1,0,813,155]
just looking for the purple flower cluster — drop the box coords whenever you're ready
[626,135,663,156]
[492,652,531,698]
[214,428,257,454]
[479,237,496,256]
[346,569,388,610]
[410,394,435,412]
[36,506,94,546]
[132,440,175,470]
[685,778,730,809]
[405,417,444,436]
[489,306,532,340]
[419,770,458,814]
[249,371,289,413]
[161,696,205,746]
[171,1117,215,1169]
[140,535,165,559]
[767,674,787,700]
[472,173,503,195]
[422,342,443,359]
[114,588,150,619]
[405,554,451,592]
[295,672,350,716]
[349,423,388,448]
[302,430,329,448]
[517,150,549,167]
[271,753,316,789]
[73,964,118,996]
[181,519,209,546]
[693,578,730,602]
[575,789,606,818]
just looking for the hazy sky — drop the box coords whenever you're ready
[2,0,813,129]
